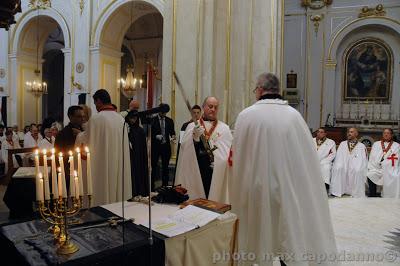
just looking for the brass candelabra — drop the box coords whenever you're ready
[37,194,92,255]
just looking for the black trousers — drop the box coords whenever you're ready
[151,143,171,188]
[367,178,378,197]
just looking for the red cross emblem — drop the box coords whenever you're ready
[387,154,398,167]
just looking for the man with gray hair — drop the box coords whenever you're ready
[230,73,338,265]
[175,96,232,203]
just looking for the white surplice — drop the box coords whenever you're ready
[175,120,232,203]
[367,140,400,198]
[23,132,42,148]
[1,139,21,172]
[230,99,338,266]
[330,140,368,197]
[313,137,336,184]
[80,110,132,206]
[38,137,55,150]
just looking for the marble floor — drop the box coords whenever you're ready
[329,198,400,265]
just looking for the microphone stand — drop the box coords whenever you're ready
[147,121,153,246]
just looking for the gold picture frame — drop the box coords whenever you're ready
[343,38,393,103]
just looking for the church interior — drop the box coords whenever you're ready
[0,0,399,265]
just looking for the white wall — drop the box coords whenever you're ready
[283,0,400,130]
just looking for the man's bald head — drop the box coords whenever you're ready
[129,100,140,111]
[202,96,219,121]
[347,127,359,140]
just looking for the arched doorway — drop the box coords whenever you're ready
[42,26,65,122]
[9,8,70,128]
[91,0,164,112]
[120,12,163,111]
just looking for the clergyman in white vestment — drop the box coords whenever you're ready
[230,73,338,266]
[175,97,232,203]
[80,89,131,206]
[330,127,368,197]
[367,128,400,198]
[313,128,336,193]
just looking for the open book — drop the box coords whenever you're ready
[143,205,221,237]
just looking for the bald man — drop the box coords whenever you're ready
[330,127,368,197]
[120,99,140,118]
[175,97,233,203]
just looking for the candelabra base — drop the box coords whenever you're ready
[57,240,79,255]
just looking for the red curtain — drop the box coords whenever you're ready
[146,64,154,109]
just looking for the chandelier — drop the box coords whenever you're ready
[26,8,47,97]
[118,66,143,99]
[118,1,143,99]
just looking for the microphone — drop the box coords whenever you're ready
[125,103,170,123]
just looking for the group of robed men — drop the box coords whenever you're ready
[176,73,339,265]
[314,127,400,198]
[80,72,387,265]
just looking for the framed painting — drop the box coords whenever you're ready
[343,38,392,102]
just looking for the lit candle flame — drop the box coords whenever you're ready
[51,148,55,154]
[42,149,47,154]
[68,150,73,156]
[59,152,63,157]
[38,172,43,179]
[35,149,39,155]
[74,170,78,177]
[57,167,61,173]
[85,146,90,153]
[76,147,80,153]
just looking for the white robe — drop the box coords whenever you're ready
[38,137,55,150]
[313,137,336,184]
[175,120,232,203]
[1,139,21,172]
[330,141,368,197]
[80,110,132,206]
[230,99,338,266]
[367,141,400,198]
[23,132,42,148]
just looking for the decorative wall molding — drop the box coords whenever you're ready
[358,4,386,18]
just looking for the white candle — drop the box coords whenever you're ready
[68,151,75,197]
[42,150,50,200]
[58,154,67,198]
[51,149,58,198]
[57,169,63,198]
[74,171,79,198]
[38,174,44,202]
[85,147,93,195]
[36,172,42,201]
[76,147,84,196]
[34,149,40,177]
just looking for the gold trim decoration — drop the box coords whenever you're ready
[246,0,254,106]
[195,0,203,104]
[76,62,84,73]
[171,0,177,120]
[358,4,386,18]
[301,0,332,10]
[279,0,285,95]
[224,0,232,123]
[319,28,326,127]
[310,14,324,35]
[29,0,52,10]
[79,0,85,16]
[71,76,83,90]
[325,59,337,69]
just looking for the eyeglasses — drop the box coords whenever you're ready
[252,87,260,94]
